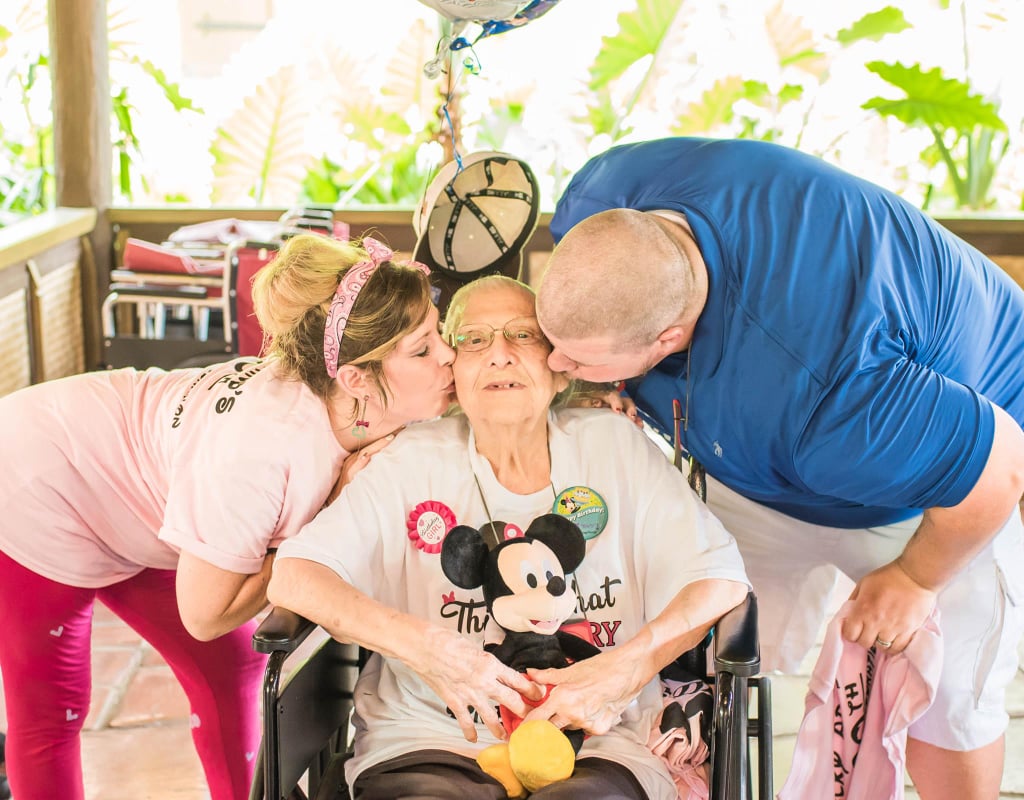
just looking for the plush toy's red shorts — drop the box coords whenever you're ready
[499,685,554,736]
[498,619,598,736]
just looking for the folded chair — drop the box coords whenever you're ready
[102,209,350,370]
[249,592,772,800]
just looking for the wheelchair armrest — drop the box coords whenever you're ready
[713,591,760,678]
[252,607,318,655]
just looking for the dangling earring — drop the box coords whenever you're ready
[352,395,370,439]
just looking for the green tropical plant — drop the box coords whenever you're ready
[0,0,199,224]
[210,65,315,205]
[582,2,912,150]
[862,62,1008,209]
[857,0,1017,210]
[0,5,52,223]
[584,0,683,144]
[296,17,447,208]
[668,5,911,145]
[107,5,201,200]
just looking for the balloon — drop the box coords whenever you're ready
[416,0,532,22]
[446,0,562,50]
[418,0,564,78]
[469,0,563,43]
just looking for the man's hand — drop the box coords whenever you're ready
[566,382,642,428]
[841,560,937,654]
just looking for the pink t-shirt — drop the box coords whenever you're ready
[779,601,942,800]
[0,358,346,587]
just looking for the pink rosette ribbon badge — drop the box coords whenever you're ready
[407,500,456,553]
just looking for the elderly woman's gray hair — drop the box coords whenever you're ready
[441,274,534,343]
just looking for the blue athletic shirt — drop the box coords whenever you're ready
[550,137,1024,528]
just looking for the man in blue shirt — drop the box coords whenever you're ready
[535,137,1024,799]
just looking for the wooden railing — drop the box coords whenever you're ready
[934,215,1024,289]
[0,208,97,395]
[107,207,1024,288]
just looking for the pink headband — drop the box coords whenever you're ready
[323,237,431,379]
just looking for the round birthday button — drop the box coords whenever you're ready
[407,500,456,553]
[552,486,608,540]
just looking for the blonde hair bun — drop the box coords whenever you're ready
[253,235,363,337]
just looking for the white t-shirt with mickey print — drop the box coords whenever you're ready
[277,407,749,799]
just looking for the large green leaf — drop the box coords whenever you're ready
[343,103,413,140]
[765,1,827,77]
[835,7,911,45]
[135,58,201,113]
[210,65,315,205]
[301,156,344,205]
[380,17,443,119]
[672,76,749,135]
[576,86,629,140]
[862,62,1006,132]
[588,0,683,92]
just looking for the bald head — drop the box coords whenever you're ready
[537,209,697,348]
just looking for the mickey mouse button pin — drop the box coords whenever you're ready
[552,486,608,540]
[407,500,456,553]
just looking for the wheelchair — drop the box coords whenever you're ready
[248,592,772,800]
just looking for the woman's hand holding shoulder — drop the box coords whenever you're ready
[325,433,398,505]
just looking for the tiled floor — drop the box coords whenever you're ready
[2,595,1023,799]
[76,603,212,799]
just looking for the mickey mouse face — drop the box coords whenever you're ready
[491,538,577,634]
[440,513,587,637]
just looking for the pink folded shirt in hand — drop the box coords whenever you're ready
[779,600,942,800]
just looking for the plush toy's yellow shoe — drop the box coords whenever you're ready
[508,720,576,793]
[477,743,527,799]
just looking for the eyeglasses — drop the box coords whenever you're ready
[449,316,549,352]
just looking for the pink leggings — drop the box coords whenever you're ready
[0,549,265,800]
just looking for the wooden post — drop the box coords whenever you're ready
[48,0,111,369]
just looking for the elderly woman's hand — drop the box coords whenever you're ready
[412,626,545,743]
[521,649,647,735]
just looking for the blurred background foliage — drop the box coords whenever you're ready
[1,0,1022,228]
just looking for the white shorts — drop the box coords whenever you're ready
[704,474,1024,751]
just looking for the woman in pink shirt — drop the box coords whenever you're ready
[0,234,456,800]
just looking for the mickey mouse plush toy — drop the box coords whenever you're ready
[440,513,601,798]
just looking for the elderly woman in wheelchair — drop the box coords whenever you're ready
[267,274,751,799]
